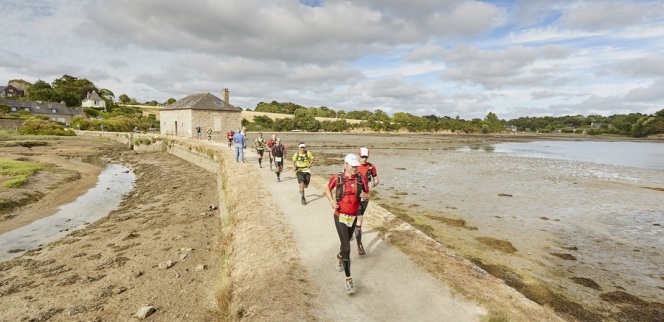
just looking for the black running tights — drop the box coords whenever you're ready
[334,214,357,277]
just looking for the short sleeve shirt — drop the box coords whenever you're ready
[327,172,369,216]
[357,162,377,190]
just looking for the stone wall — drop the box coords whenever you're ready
[160,109,241,141]
[159,109,191,137]
[191,110,241,141]
[166,143,220,173]
[0,119,24,131]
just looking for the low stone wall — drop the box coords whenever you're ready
[166,143,220,173]
[0,119,24,131]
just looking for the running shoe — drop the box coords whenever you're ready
[277,177,280,182]
[358,243,366,256]
[335,253,343,272]
[345,278,356,294]
[301,197,307,205]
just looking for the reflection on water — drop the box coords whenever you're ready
[461,141,664,170]
[0,164,135,262]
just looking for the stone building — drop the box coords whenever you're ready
[159,89,241,139]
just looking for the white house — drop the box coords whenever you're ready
[81,91,106,111]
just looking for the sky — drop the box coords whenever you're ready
[1,0,663,120]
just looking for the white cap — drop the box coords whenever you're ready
[298,142,306,148]
[359,147,369,157]
[345,154,360,167]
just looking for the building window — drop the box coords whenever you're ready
[24,107,30,111]
[51,109,57,113]
[11,107,18,112]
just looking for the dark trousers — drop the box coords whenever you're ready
[334,214,357,277]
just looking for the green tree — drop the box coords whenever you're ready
[294,109,319,131]
[166,98,176,105]
[252,115,274,129]
[0,104,10,116]
[119,94,130,104]
[272,118,295,131]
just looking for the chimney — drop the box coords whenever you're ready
[222,88,229,104]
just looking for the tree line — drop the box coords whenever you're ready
[248,101,664,137]
[3,75,663,138]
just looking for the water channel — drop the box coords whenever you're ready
[0,163,135,262]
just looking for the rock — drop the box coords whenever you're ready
[195,264,206,271]
[158,260,173,269]
[179,253,188,261]
[135,305,156,319]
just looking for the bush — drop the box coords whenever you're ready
[18,117,76,136]
[133,137,155,146]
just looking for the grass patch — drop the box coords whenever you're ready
[132,137,156,146]
[475,237,518,254]
[0,140,50,148]
[426,214,468,227]
[470,258,604,322]
[0,159,44,188]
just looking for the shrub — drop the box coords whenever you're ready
[18,117,76,136]
[133,137,154,146]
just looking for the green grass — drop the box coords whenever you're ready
[0,158,44,188]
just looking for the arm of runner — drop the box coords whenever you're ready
[325,176,339,210]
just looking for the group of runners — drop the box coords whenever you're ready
[246,133,379,295]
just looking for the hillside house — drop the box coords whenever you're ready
[0,85,25,98]
[160,89,241,139]
[81,91,106,111]
[0,99,74,123]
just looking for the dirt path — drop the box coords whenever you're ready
[246,148,486,321]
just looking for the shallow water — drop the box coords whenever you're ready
[481,140,664,171]
[313,139,664,303]
[0,164,135,262]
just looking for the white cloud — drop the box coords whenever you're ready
[559,1,664,30]
[0,0,662,119]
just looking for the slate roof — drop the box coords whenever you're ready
[0,99,72,116]
[162,92,240,112]
[82,91,103,102]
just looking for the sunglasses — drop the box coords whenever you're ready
[361,156,368,159]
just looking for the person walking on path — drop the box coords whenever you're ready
[325,154,369,294]
[355,147,379,255]
[266,134,277,170]
[226,129,234,147]
[254,132,267,168]
[293,142,314,205]
[196,126,202,140]
[233,129,246,162]
[206,127,212,141]
[270,138,287,182]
